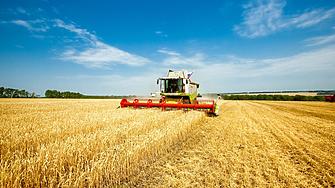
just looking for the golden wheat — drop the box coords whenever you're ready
[0,99,205,187]
[1,99,335,187]
[126,100,335,187]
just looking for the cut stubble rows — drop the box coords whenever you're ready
[0,99,334,187]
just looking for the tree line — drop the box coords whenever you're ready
[221,94,325,101]
[45,90,84,98]
[82,95,136,99]
[2,87,327,101]
[45,90,136,99]
[0,87,38,98]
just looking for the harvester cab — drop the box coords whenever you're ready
[157,69,199,103]
[120,70,220,116]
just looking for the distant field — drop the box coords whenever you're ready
[236,92,319,96]
[1,99,334,187]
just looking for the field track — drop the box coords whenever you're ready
[1,99,335,187]
[127,100,335,187]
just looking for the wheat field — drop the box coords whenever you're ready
[1,99,334,187]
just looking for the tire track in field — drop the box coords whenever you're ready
[246,101,335,157]
[247,101,335,144]
[236,101,313,186]
[122,101,234,187]
[243,101,335,187]
[253,101,335,123]
[123,101,335,187]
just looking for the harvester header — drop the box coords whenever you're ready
[120,69,219,116]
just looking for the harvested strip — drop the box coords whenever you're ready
[125,101,335,187]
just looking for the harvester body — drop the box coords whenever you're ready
[325,94,335,102]
[158,70,199,102]
[120,70,219,116]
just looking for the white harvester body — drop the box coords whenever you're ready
[157,69,199,101]
[120,69,219,116]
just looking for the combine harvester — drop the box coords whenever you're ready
[325,94,335,102]
[120,70,220,116]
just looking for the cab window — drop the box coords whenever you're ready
[165,79,183,93]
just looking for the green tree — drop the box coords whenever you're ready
[0,87,4,97]
[13,89,19,98]
[20,90,26,98]
[45,90,53,98]
[4,88,13,98]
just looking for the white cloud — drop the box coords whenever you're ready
[52,7,60,14]
[155,31,167,37]
[36,8,45,14]
[15,45,24,48]
[234,0,335,38]
[11,7,46,16]
[53,19,98,44]
[3,16,149,68]
[16,7,30,15]
[259,46,335,75]
[167,45,335,92]
[158,49,207,67]
[61,42,151,68]
[54,46,335,94]
[158,50,180,56]
[137,46,334,93]
[161,52,206,67]
[304,34,335,46]
[160,45,335,78]
[295,8,335,28]
[12,20,30,27]
[32,35,45,39]
[234,0,285,37]
[54,20,150,68]
[11,19,49,32]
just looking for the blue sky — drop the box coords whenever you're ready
[1,0,335,96]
